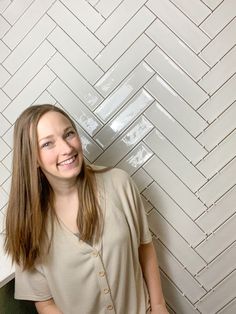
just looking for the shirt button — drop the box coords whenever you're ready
[103,288,109,294]
[99,271,105,277]
[107,304,113,310]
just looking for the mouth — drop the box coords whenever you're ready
[57,155,77,166]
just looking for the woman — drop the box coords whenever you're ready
[5,104,169,314]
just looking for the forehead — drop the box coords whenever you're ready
[37,111,72,137]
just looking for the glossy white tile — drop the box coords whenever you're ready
[34,91,57,106]
[0,65,10,88]
[154,240,206,303]
[131,167,153,192]
[3,41,55,99]
[218,298,236,314]
[196,269,236,314]
[2,0,55,49]
[95,116,153,167]
[0,187,8,210]
[196,243,236,290]
[197,130,236,178]
[62,0,104,32]
[0,15,10,38]
[197,102,236,150]
[116,142,153,175]
[197,157,236,207]
[48,27,103,85]
[196,185,236,234]
[146,18,209,81]
[94,89,154,148]
[200,18,236,67]
[0,211,5,234]
[144,129,207,192]
[3,15,56,75]
[0,41,10,63]
[146,0,210,53]
[95,0,146,44]
[2,0,34,24]
[200,0,236,38]
[198,74,236,123]
[0,0,11,14]
[147,209,206,274]
[95,34,155,97]
[47,53,103,110]
[199,45,236,95]
[0,113,11,137]
[145,47,209,109]
[47,78,102,136]
[0,162,10,186]
[1,125,13,149]
[95,6,155,71]
[48,1,104,58]
[144,102,207,164]
[94,62,154,123]
[145,75,208,137]
[95,0,123,18]
[2,66,56,123]
[0,138,11,162]
[201,0,223,10]
[1,151,12,172]
[0,90,10,112]
[144,155,206,219]
[144,182,205,246]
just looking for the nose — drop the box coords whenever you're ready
[59,138,73,155]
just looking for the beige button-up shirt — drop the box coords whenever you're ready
[15,168,152,314]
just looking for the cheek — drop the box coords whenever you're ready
[39,150,57,167]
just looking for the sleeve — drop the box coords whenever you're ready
[14,263,52,301]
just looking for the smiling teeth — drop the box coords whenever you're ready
[59,156,75,166]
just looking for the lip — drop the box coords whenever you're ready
[57,154,78,166]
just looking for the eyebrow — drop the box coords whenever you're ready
[38,126,74,142]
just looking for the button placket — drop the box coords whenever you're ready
[92,249,115,313]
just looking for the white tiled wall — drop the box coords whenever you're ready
[1,0,236,313]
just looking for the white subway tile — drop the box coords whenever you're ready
[48,27,103,85]
[0,15,10,38]
[200,18,236,67]
[146,18,209,81]
[1,125,13,149]
[2,66,56,123]
[144,182,205,246]
[62,0,104,32]
[0,162,10,186]
[197,157,236,207]
[197,242,236,290]
[116,142,153,176]
[196,270,236,314]
[144,129,207,192]
[2,0,34,24]
[0,40,10,63]
[95,0,123,18]
[34,91,56,106]
[3,15,56,75]
[95,116,153,167]
[144,102,207,164]
[47,53,103,110]
[147,209,206,274]
[0,138,10,162]
[95,34,155,97]
[197,130,236,178]
[95,0,147,44]
[0,65,10,88]
[199,45,236,95]
[95,6,155,71]
[197,102,236,150]
[218,298,236,314]
[0,234,15,286]
[2,0,55,49]
[131,167,153,192]
[144,155,206,219]
[94,89,154,148]
[0,0,11,14]
[146,0,210,53]
[145,75,207,137]
[198,74,236,123]
[48,1,104,58]
[146,47,208,109]
[200,0,236,38]
[1,151,12,172]
[154,240,206,303]
[94,62,154,123]
[196,185,236,234]
[47,79,102,136]
[170,0,211,25]
[3,41,55,99]
[0,90,10,112]
[0,113,11,136]
[201,0,223,10]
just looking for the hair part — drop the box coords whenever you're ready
[4,104,104,269]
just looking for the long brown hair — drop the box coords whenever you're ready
[4,104,104,270]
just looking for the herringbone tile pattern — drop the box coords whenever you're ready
[0,0,236,312]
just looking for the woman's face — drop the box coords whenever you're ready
[37,111,83,185]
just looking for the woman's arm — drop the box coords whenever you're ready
[139,241,169,314]
[35,298,63,314]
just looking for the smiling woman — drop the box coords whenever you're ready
[4,104,169,314]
